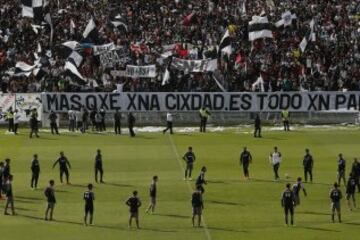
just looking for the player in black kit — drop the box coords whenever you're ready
[94,149,104,183]
[196,167,207,194]
[52,151,72,184]
[240,147,253,179]
[30,154,40,189]
[192,185,204,227]
[254,114,262,138]
[346,173,356,211]
[303,149,314,183]
[292,177,307,206]
[44,180,56,221]
[351,158,360,193]
[183,146,196,180]
[126,191,142,229]
[84,184,95,226]
[337,154,346,186]
[146,176,158,214]
[281,183,296,226]
[330,182,342,223]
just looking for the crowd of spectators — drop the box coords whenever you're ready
[0,0,359,93]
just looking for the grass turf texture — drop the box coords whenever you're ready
[0,127,360,240]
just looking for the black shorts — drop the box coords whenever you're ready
[186,164,193,170]
[193,206,202,216]
[85,205,94,215]
[284,205,294,215]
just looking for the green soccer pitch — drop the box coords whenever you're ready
[0,126,359,240]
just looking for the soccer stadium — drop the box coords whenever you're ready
[0,0,360,240]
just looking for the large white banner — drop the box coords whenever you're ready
[0,93,42,123]
[15,93,43,121]
[0,94,15,123]
[42,92,360,113]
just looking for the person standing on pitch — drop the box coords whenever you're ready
[4,175,15,215]
[6,107,14,133]
[49,110,59,135]
[292,177,307,206]
[269,146,282,180]
[183,146,196,180]
[330,182,342,223]
[126,190,142,229]
[240,147,253,179]
[346,173,356,211]
[52,151,71,184]
[146,175,158,214]
[351,158,360,192]
[13,109,20,134]
[128,113,136,137]
[337,153,346,186]
[199,107,211,132]
[44,180,56,221]
[29,108,39,138]
[114,109,121,134]
[3,158,11,180]
[100,108,106,132]
[254,114,262,138]
[94,149,104,183]
[162,112,173,134]
[30,154,40,189]
[84,184,95,226]
[196,166,207,194]
[281,109,290,131]
[95,111,102,132]
[281,183,295,226]
[68,109,76,132]
[303,149,314,183]
[82,108,89,133]
[191,185,204,228]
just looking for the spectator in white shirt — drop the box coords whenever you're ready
[162,112,173,134]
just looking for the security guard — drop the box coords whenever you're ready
[29,108,39,138]
[281,109,290,131]
[199,107,211,133]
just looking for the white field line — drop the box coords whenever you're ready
[167,135,212,240]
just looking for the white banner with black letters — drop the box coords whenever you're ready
[171,58,218,73]
[125,65,157,78]
[42,92,360,113]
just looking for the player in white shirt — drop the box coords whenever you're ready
[163,112,173,134]
[269,146,282,180]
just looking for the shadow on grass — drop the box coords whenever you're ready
[344,222,360,226]
[18,214,122,231]
[207,200,244,206]
[133,135,155,140]
[141,227,177,233]
[103,182,134,188]
[155,213,189,219]
[207,226,248,233]
[16,207,37,212]
[207,180,228,184]
[297,226,340,232]
[17,196,42,201]
[298,211,331,216]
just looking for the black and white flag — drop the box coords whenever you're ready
[248,16,273,41]
[218,29,232,56]
[82,18,98,42]
[21,0,49,21]
[110,15,128,32]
